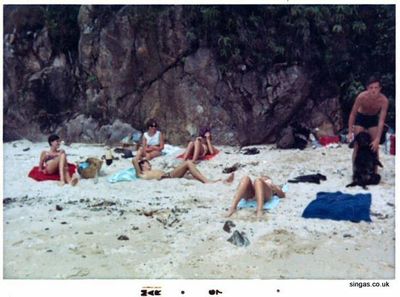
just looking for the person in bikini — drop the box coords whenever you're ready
[132,147,233,183]
[347,76,389,168]
[39,134,78,186]
[182,127,216,162]
[225,175,285,218]
[142,119,165,160]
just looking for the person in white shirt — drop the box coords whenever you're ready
[142,119,165,160]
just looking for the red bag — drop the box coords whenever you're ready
[319,136,340,146]
[390,134,395,155]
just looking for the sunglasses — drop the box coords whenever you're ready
[149,124,158,128]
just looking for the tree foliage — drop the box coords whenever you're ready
[183,5,395,128]
[43,5,80,56]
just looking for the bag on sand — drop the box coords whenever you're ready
[77,158,103,179]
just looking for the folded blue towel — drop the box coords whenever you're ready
[238,195,280,210]
[302,191,372,222]
[108,168,137,183]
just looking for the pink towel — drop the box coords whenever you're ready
[177,148,220,160]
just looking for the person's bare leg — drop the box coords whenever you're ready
[146,150,161,160]
[183,141,195,161]
[57,153,67,186]
[226,176,255,217]
[56,153,77,186]
[192,139,205,162]
[254,178,272,218]
[168,161,209,183]
[169,161,191,178]
[223,172,235,184]
[136,147,145,159]
[44,156,61,174]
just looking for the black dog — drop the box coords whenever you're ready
[346,132,383,189]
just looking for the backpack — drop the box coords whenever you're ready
[77,158,103,179]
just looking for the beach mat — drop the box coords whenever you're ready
[177,148,220,160]
[108,168,137,183]
[237,184,289,210]
[302,191,372,222]
[238,195,280,210]
[28,163,77,182]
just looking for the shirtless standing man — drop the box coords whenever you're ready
[347,77,389,165]
[132,147,234,183]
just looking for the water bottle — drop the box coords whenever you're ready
[385,133,391,154]
[309,133,319,149]
[93,170,99,184]
[105,149,113,166]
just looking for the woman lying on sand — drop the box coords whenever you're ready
[132,147,233,183]
[226,175,285,218]
[39,134,78,186]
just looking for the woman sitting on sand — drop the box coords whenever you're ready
[142,119,165,160]
[39,134,78,186]
[132,147,233,184]
[182,127,216,162]
[226,175,285,218]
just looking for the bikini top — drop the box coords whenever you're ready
[44,154,58,163]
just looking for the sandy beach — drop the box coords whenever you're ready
[2,139,395,279]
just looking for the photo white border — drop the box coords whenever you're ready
[1,0,398,296]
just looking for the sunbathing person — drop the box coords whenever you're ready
[142,118,165,160]
[226,175,285,218]
[182,127,216,162]
[38,134,78,186]
[132,147,233,183]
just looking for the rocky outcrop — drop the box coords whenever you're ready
[3,5,344,145]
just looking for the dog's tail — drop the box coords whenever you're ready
[346,182,356,188]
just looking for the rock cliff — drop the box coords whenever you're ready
[3,5,343,145]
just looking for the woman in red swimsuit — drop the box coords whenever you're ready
[39,134,78,186]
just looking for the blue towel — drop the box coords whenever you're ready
[238,195,280,210]
[237,183,288,210]
[108,168,137,183]
[302,191,372,222]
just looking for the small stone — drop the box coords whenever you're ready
[118,235,129,241]
[56,205,63,211]
[223,220,236,233]
[227,230,250,247]
[3,198,15,205]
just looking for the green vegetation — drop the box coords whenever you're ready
[43,5,80,56]
[183,5,395,128]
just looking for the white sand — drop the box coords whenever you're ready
[2,139,395,279]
